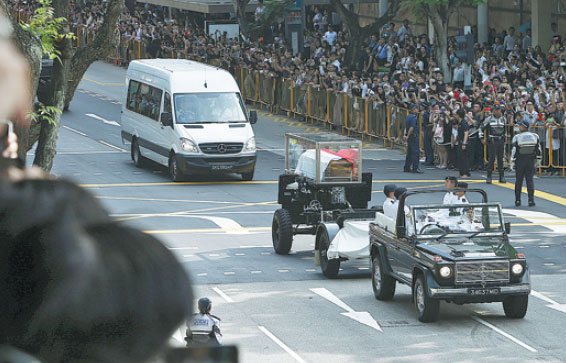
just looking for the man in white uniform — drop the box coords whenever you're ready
[382,184,397,220]
[443,176,458,204]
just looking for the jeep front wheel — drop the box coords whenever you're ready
[414,275,439,323]
[503,295,528,319]
[371,254,395,300]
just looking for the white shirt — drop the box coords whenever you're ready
[324,31,337,45]
[443,192,457,205]
[383,197,397,220]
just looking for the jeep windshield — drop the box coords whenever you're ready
[411,203,504,238]
[173,92,247,124]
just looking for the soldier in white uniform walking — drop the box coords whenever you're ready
[511,120,541,206]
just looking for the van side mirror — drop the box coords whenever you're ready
[504,222,511,235]
[161,112,173,127]
[249,110,257,124]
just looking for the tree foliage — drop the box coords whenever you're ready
[247,0,294,40]
[19,0,73,60]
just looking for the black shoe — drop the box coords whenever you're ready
[528,200,536,207]
[499,177,506,183]
[515,200,521,206]
[486,175,492,184]
[412,169,424,174]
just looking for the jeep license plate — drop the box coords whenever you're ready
[468,288,500,295]
[211,164,233,170]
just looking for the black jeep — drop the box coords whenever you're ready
[369,189,530,322]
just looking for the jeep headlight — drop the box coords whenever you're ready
[439,266,453,278]
[243,137,256,152]
[180,138,198,153]
[511,263,524,275]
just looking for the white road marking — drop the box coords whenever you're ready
[278,269,290,273]
[62,125,88,136]
[239,245,272,248]
[97,140,127,152]
[250,270,262,274]
[197,273,208,277]
[310,288,382,332]
[257,326,306,363]
[235,253,245,256]
[85,113,121,126]
[167,247,199,250]
[223,272,235,275]
[505,209,566,234]
[531,290,566,313]
[305,269,316,272]
[471,316,537,352]
[182,254,194,258]
[212,287,234,303]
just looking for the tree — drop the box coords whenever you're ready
[232,0,251,38]
[330,0,400,67]
[2,0,124,171]
[0,0,43,160]
[405,0,485,82]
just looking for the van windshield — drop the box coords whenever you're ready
[173,92,247,124]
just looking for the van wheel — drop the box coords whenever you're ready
[168,153,184,182]
[131,138,145,168]
[241,169,254,181]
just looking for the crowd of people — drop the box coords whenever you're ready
[8,0,566,177]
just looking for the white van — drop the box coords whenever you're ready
[120,59,258,181]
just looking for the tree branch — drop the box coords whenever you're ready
[69,0,123,76]
[329,0,359,32]
[361,0,401,36]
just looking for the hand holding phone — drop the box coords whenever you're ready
[0,120,14,157]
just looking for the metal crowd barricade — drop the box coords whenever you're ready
[330,92,344,128]
[547,126,566,176]
[344,95,364,135]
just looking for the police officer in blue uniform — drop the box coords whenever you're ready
[185,297,222,346]
[403,104,423,173]
[511,120,541,207]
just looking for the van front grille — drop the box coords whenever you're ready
[199,143,243,154]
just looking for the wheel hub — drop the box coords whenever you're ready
[416,283,425,312]
[373,260,381,290]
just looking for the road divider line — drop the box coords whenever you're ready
[97,140,127,152]
[471,316,537,352]
[239,245,272,248]
[495,183,566,205]
[83,77,124,86]
[531,290,566,313]
[212,287,234,303]
[100,196,251,205]
[144,226,271,234]
[62,125,87,137]
[257,326,306,363]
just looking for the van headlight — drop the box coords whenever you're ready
[511,263,524,275]
[439,266,453,278]
[180,138,198,153]
[243,137,256,152]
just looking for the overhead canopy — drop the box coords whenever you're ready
[138,0,378,15]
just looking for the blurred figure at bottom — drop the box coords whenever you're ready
[186,297,223,347]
